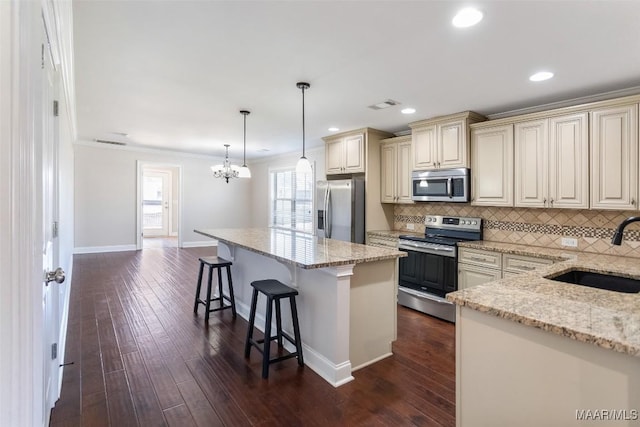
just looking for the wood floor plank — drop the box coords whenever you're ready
[51,246,457,426]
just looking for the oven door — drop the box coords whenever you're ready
[398,247,457,296]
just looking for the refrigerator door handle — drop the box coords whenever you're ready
[326,186,332,238]
[323,185,329,238]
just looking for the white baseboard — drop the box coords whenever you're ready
[182,240,217,248]
[73,244,137,254]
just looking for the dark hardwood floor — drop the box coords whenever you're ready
[50,247,456,426]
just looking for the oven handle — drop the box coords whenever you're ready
[398,287,454,305]
[398,244,456,258]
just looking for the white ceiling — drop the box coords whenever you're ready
[73,0,640,160]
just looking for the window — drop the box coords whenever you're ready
[269,167,314,233]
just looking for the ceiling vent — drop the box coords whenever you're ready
[94,138,127,146]
[368,99,401,110]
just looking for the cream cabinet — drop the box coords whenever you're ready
[410,111,485,171]
[514,113,588,209]
[470,124,514,207]
[325,132,365,175]
[590,103,639,210]
[380,136,413,204]
[458,247,555,290]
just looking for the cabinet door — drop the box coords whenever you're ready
[325,139,344,175]
[343,134,365,173]
[515,119,548,208]
[412,125,437,170]
[549,112,589,209]
[458,264,501,290]
[471,125,514,206]
[438,119,467,169]
[590,104,638,210]
[396,141,414,203]
[380,143,396,203]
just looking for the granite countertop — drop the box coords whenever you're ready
[447,245,640,358]
[367,229,423,238]
[195,228,406,270]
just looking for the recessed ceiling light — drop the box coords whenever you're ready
[529,71,554,82]
[328,127,340,132]
[401,108,416,115]
[452,7,483,28]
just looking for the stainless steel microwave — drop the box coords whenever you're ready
[411,168,470,202]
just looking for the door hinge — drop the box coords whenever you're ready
[51,343,57,360]
[52,221,59,238]
[53,100,59,117]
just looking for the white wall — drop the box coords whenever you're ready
[248,146,325,227]
[74,142,252,250]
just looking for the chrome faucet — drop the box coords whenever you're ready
[611,216,640,245]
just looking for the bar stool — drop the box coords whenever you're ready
[244,279,304,379]
[193,256,237,322]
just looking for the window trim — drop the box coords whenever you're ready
[268,164,315,234]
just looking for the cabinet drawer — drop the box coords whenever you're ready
[458,263,502,290]
[458,248,502,269]
[503,254,553,274]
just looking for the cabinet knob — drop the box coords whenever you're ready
[550,198,554,206]
[543,198,546,205]
[633,198,636,206]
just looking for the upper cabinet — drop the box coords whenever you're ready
[471,124,514,207]
[325,132,365,175]
[410,111,486,171]
[514,113,589,209]
[590,103,639,210]
[380,135,413,204]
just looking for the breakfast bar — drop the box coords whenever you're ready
[194,228,406,387]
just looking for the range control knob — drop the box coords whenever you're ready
[471,220,477,225]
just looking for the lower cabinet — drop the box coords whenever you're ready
[458,247,555,290]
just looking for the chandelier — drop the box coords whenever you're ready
[211,144,240,183]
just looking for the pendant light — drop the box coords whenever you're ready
[238,110,251,178]
[295,82,313,175]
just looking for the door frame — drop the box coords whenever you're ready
[136,161,183,249]
[141,169,172,237]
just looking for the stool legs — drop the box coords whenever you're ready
[262,297,273,379]
[225,265,237,318]
[204,265,214,323]
[193,262,205,314]
[290,297,304,366]
[244,289,259,358]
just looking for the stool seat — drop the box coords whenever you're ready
[251,279,299,298]
[244,279,304,379]
[193,255,236,322]
[199,256,232,267]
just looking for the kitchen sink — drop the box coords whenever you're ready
[546,269,640,294]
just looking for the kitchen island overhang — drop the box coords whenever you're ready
[194,228,406,387]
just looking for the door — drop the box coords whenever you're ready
[343,133,365,173]
[42,32,63,420]
[438,119,466,169]
[380,143,396,203]
[398,249,422,286]
[412,124,437,170]
[397,140,413,203]
[143,170,171,237]
[471,124,514,206]
[325,138,344,174]
[514,119,548,207]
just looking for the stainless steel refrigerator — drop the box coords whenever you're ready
[316,177,365,244]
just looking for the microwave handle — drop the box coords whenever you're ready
[447,177,452,198]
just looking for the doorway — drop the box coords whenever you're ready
[136,163,182,250]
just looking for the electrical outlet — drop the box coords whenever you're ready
[561,237,578,248]
[406,223,415,230]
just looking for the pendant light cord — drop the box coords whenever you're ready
[243,113,247,166]
[301,85,306,158]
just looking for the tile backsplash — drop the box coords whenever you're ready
[394,204,640,258]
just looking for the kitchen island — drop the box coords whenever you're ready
[194,228,406,387]
[447,243,640,427]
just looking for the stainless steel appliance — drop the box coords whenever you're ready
[398,215,482,322]
[316,178,365,244]
[411,168,470,202]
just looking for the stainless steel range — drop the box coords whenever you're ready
[397,215,482,322]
